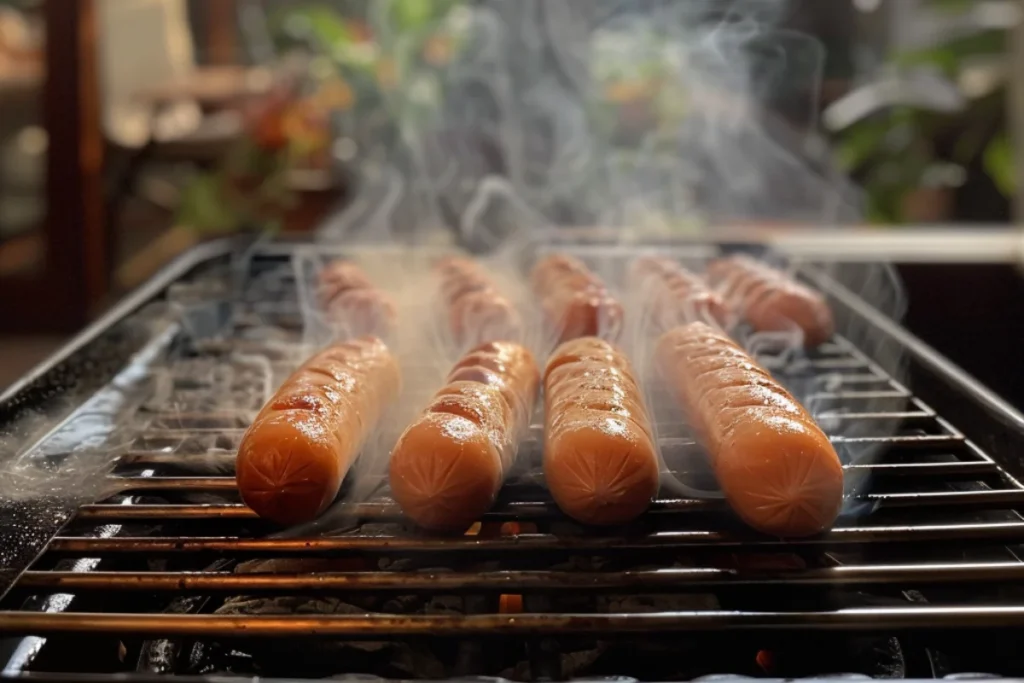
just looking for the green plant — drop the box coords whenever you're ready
[177,0,472,236]
[833,0,1012,223]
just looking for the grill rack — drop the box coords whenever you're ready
[0,239,1023,681]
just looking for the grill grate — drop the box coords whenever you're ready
[2,243,1024,680]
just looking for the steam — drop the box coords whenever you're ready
[0,317,180,506]
[298,0,908,519]
[307,0,866,251]
[0,0,911,536]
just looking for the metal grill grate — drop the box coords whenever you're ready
[2,242,1024,680]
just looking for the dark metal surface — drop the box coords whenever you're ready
[0,675,1006,683]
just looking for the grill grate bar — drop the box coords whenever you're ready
[112,430,964,473]
[3,607,1024,637]
[102,459,997,491]
[845,461,998,476]
[77,504,257,520]
[117,452,235,468]
[18,561,1024,593]
[76,479,1017,522]
[45,522,1024,555]
[105,477,239,493]
[813,411,932,422]
[806,390,911,400]
[653,433,965,450]
[865,489,1024,508]
[829,434,964,447]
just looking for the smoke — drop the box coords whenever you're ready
[284,0,909,522]
[0,316,180,507]
[0,0,910,537]
[306,0,865,251]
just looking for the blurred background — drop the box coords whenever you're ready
[0,0,1021,405]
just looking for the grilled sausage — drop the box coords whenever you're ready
[317,260,397,338]
[433,256,522,348]
[317,260,374,307]
[236,336,401,525]
[655,322,843,536]
[705,255,834,347]
[544,337,659,525]
[326,288,398,338]
[531,254,623,344]
[629,256,732,329]
[390,341,539,531]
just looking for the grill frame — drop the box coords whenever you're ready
[0,238,1023,681]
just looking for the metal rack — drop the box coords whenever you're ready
[1,240,1024,680]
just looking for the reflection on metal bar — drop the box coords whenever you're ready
[105,477,239,493]
[829,434,964,447]
[864,489,1024,508]
[3,607,1024,637]
[813,411,932,422]
[76,478,1014,522]
[847,461,996,476]
[20,561,1024,593]
[45,522,1024,555]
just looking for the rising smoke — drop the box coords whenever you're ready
[309,0,908,512]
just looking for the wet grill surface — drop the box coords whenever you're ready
[1,244,1023,680]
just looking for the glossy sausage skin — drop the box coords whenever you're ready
[531,255,623,344]
[389,341,539,531]
[544,337,659,525]
[655,322,843,536]
[317,260,397,338]
[705,255,834,347]
[236,336,401,525]
[629,256,731,329]
[434,257,522,348]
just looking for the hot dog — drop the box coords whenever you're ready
[433,257,522,348]
[629,256,732,329]
[316,260,397,338]
[325,288,397,339]
[531,254,623,344]
[389,341,539,531]
[705,255,834,347]
[236,336,401,525]
[544,337,659,525]
[655,322,843,536]
[317,260,373,307]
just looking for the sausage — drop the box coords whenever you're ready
[629,256,732,328]
[389,341,539,531]
[433,256,522,348]
[317,260,397,338]
[543,337,659,525]
[448,290,523,348]
[531,254,624,343]
[236,336,401,525]
[326,288,397,338]
[317,260,374,307]
[705,255,834,347]
[529,254,593,292]
[655,322,843,536]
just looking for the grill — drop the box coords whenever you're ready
[1,237,1024,681]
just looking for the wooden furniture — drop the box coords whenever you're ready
[0,0,273,332]
[0,0,107,334]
